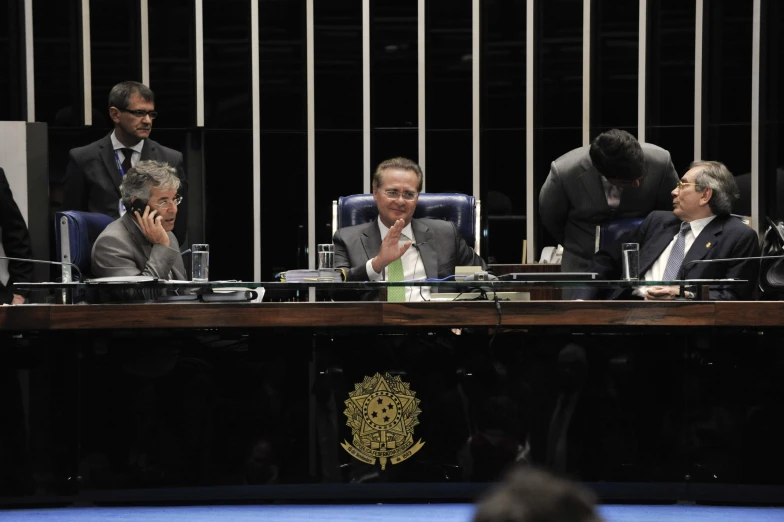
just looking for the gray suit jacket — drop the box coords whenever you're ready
[63,134,188,244]
[333,218,485,284]
[540,143,679,272]
[91,213,187,301]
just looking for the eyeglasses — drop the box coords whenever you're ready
[117,107,158,119]
[382,189,418,201]
[675,181,698,190]
[151,195,183,209]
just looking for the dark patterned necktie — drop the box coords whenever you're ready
[662,222,691,281]
[120,148,134,175]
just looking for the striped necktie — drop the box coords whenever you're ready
[662,222,691,281]
[387,258,405,302]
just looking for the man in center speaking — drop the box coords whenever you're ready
[333,157,485,301]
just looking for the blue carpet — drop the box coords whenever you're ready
[1,504,783,521]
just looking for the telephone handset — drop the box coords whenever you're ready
[130,199,149,215]
[539,245,563,264]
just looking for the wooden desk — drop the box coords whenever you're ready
[2,301,783,331]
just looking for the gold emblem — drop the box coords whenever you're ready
[341,372,425,470]
[706,242,712,248]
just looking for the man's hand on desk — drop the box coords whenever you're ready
[645,285,693,300]
[371,218,412,273]
[134,207,170,247]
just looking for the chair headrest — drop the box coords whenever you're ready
[55,211,114,275]
[337,193,476,247]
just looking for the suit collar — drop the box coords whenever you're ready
[579,162,610,213]
[411,219,437,278]
[639,214,682,274]
[681,215,725,276]
[121,212,154,262]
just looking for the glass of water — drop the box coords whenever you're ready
[192,244,210,282]
[621,243,639,281]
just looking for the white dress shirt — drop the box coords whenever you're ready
[112,131,145,216]
[365,218,430,302]
[601,176,622,209]
[634,215,717,296]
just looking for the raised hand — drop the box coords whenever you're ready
[371,219,412,273]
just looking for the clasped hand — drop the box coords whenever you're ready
[133,203,170,247]
[371,219,412,273]
[644,285,680,300]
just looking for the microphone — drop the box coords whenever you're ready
[0,255,82,282]
[685,254,784,266]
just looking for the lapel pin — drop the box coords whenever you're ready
[705,242,711,248]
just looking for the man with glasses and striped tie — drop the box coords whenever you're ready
[333,157,485,301]
[63,81,188,244]
[586,161,760,301]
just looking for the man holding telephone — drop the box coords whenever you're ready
[91,160,187,301]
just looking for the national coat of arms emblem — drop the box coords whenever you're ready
[341,372,425,470]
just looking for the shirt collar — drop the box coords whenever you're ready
[684,215,717,237]
[111,130,145,154]
[377,218,415,243]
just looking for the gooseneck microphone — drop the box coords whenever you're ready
[685,254,784,266]
[0,255,83,282]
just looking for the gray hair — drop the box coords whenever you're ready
[689,160,739,216]
[120,160,180,207]
[372,157,424,192]
[108,81,154,110]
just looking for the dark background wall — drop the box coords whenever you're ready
[0,0,781,279]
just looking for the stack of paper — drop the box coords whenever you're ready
[280,269,343,282]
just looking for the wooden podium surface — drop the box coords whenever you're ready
[2,301,783,331]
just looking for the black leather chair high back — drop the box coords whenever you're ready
[334,193,480,251]
[55,210,114,281]
[594,217,644,253]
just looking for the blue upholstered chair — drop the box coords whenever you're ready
[333,193,481,253]
[55,211,114,282]
[594,217,644,254]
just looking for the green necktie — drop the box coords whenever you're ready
[387,258,405,302]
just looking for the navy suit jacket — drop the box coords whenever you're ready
[63,134,188,244]
[588,211,760,300]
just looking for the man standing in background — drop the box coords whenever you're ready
[63,81,188,244]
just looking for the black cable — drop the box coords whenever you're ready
[488,283,503,351]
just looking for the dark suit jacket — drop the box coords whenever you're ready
[540,143,679,272]
[91,213,187,302]
[63,134,188,244]
[0,168,33,304]
[333,218,485,285]
[588,211,761,301]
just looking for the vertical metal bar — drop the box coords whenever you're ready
[526,0,535,263]
[195,0,204,127]
[472,0,480,199]
[582,0,590,145]
[638,0,647,142]
[418,0,426,189]
[140,0,149,86]
[82,0,92,125]
[307,0,316,303]
[694,0,703,161]
[751,0,761,228]
[24,0,35,122]
[251,0,261,281]
[362,0,371,193]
